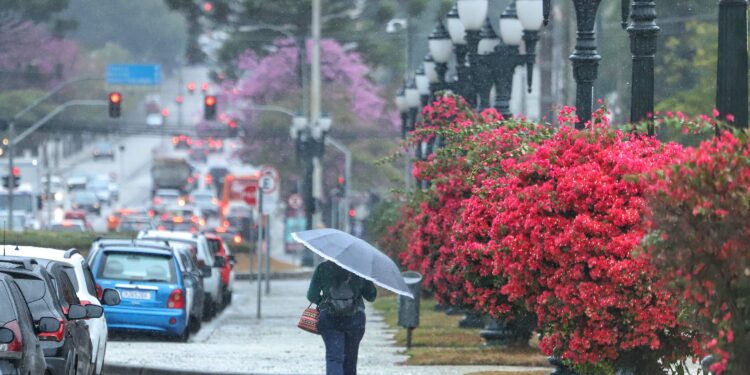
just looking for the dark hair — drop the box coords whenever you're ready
[329,261,353,285]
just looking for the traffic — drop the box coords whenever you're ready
[0,115,268,374]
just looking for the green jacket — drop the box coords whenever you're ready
[307,261,377,311]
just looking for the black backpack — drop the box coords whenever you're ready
[326,274,358,317]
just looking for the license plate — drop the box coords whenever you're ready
[120,290,151,300]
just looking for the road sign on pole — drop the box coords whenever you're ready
[243,185,258,206]
[106,64,161,86]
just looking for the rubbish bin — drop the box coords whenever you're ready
[397,271,422,349]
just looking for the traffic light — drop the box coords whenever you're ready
[204,95,217,120]
[228,120,238,137]
[108,92,121,118]
[3,168,20,189]
[187,82,196,94]
[337,176,346,197]
[201,82,209,92]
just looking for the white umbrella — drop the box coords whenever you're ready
[292,228,414,298]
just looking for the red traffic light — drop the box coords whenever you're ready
[337,176,345,185]
[161,108,170,117]
[203,2,213,12]
[108,92,122,118]
[228,120,237,129]
[176,95,183,104]
[205,95,216,106]
[109,92,121,104]
[11,167,20,177]
[201,82,209,92]
[187,82,196,92]
[348,209,357,218]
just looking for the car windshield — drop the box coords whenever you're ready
[99,252,176,283]
[0,285,16,325]
[74,191,97,203]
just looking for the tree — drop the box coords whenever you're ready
[164,0,429,74]
[64,0,188,70]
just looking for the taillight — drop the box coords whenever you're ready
[96,284,103,300]
[161,213,168,221]
[153,197,162,205]
[158,225,166,230]
[167,289,185,309]
[172,136,179,144]
[199,218,206,227]
[205,174,213,185]
[0,321,22,352]
[148,209,156,217]
[38,319,65,342]
[108,216,117,223]
[222,220,230,228]
[190,216,199,224]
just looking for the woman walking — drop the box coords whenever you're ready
[307,260,377,375]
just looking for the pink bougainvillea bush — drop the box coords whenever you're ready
[647,129,750,374]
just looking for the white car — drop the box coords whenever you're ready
[137,230,224,319]
[10,247,121,375]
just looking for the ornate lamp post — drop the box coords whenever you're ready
[623,0,659,135]
[477,19,500,110]
[415,67,431,107]
[291,114,331,266]
[405,78,422,157]
[716,0,748,129]
[456,0,489,107]
[428,20,453,89]
[479,0,543,119]
[396,85,409,139]
[423,53,439,90]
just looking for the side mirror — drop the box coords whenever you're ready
[85,305,104,319]
[201,266,212,278]
[101,288,121,306]
[67,304,87,320]
[0,327,14,344]
[38,317,61,333]
[214,255,225,268]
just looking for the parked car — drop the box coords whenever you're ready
[138,231,224,320]
[0,257,97,375]
[171,245,205,332]
[71,191,101,215]
[88,245,191,341]
[0,273,49,375]
[205,233,235,307]
[92,143,115,161]
[11,247,121,375]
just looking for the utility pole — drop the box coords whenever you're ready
[311,0,324,236]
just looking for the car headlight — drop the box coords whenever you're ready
[54,192,63,201]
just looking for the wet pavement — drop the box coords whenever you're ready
[104,279,551,375]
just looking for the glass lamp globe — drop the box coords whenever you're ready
[415,69,430,96]
[423,54,438,83]
[457,0,489,31]
[517,0,544,31]
[428,21,453,64]
[446,5,467,45]
[478,18,500,55]
[499,16,523,46]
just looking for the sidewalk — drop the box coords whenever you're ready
[104,279,550,375]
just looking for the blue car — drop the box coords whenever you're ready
[89,246,189,341]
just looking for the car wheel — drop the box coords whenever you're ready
[176,328,189,343]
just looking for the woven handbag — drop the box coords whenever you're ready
[298,303,320,334]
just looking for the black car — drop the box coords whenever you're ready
[0,257,99,375]
[0,273,50,375]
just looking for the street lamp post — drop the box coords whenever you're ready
[415,67,431,107]
[716,0,748,129]
[625,0,660,135]
[457,0,489,108]
[396,86,411,191]
[428,20,453,92]
[290,114,332,266]
[570,0,603,128]
[478,0,543,119]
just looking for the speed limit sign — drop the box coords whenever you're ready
[259,166,279,193]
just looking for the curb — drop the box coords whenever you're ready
[104,364,305,375]
[235,269,313,281]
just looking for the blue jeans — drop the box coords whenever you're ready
[318,310,366,375]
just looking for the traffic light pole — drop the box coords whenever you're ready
[324,137,351,233]
[7,100,107,230]
[4,76,103,231]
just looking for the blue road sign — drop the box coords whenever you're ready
[106,64,161,85]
